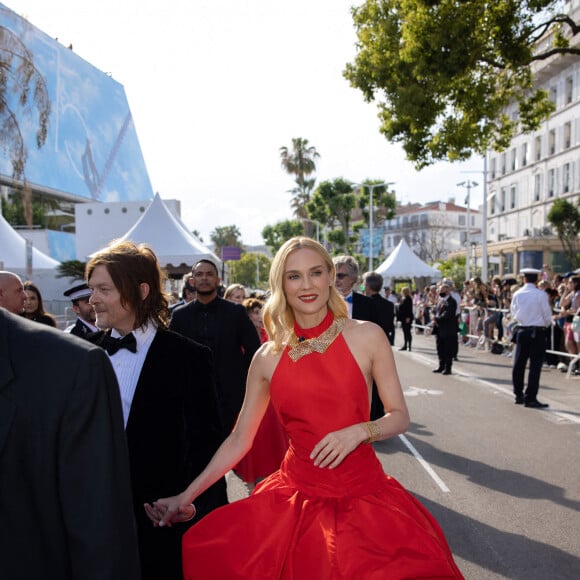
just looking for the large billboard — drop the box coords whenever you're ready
[0,3,153,202]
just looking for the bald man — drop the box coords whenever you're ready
[0,271,26,314]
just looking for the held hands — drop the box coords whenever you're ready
[144,493,195,528]
[310,423,368,469]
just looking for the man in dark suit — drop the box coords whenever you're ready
[170,259,261,433]
[363,271,395,345]
[0,308,140,580]
[63,282,98,339]
[334,256,388,420]
[432,282,458,375]
[333,255,376,321]
[86,241,227,580]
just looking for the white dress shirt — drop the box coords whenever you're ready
[108,322,157,426]
[510,284,553,327]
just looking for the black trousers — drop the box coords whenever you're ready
[436,333,456,371]
[512,327,546,401]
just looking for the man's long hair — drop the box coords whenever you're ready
[86,240,170,329]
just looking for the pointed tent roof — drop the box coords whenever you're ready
[0,213,60,269]
[118,193,221,268]
[376,239,441,280]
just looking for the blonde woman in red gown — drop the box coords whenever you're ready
[146,237,464,579]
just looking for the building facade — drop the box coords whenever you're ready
[483,0,580,276]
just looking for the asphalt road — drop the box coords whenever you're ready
[227,332,580,579]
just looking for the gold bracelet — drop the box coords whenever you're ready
[363,421,381,444]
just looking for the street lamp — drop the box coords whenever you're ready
[457,180,478,281]
[354,182,395,271]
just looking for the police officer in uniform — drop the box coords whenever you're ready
[510,268,553,408]
[64,283,98,339]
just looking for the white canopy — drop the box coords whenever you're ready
[0,212,60,270]
[118,193,222,268]
[376,239,441,280]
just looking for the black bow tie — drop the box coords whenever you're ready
[102,333,137,356]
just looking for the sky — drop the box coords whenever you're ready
[17,0,483,246]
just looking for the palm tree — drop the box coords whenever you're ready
[279,138,320,219]
[0,15,51,180]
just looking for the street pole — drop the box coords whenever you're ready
[482,157,488,282]
[354,181,394,271]
[457,180,478,282]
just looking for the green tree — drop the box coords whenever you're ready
[279,138,320,219]
[0,16,51,178]
[56,260,87,281]
[231,252,272,289]
[210,225,243,259]
[344,1,578,168]
[262,220,304,254]
[307,178,357,253]
[548,198,580,268]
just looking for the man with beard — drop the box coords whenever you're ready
[170,259,261,433]
[86,242,227,580]
[64,282,98,339]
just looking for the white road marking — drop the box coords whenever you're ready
[398,434,451,493]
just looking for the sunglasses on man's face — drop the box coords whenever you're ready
[335,273,351,280]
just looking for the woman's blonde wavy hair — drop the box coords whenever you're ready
[263,237,348,353]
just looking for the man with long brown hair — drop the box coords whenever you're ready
[87,240,227,580]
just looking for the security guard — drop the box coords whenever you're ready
[64,283,98,338]
[510,268,553,408]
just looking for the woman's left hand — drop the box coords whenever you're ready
[310,423,367,469]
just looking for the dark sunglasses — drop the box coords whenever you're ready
[335,273,351,280]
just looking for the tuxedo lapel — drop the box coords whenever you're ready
[125,330,161,434]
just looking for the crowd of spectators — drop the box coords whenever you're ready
[412,265,580,374]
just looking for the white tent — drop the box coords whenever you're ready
[0,212,60,270]
[117,193,222,269]
[0,213,71,309]
[376,239,441,280]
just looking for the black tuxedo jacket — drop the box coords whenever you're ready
[368,293,395,338]
[91,327,228,580]
[170,296,261,432]
[0,309,140,580]
[351,291,375,322]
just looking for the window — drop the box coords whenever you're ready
[490,158,496,179]
[563,163,571,193]
[548,169,556,197]
[510,186,516,209]
[500,187,506,212]
[458,215,466,226]
[550,86,558,106]
[511,148,517,171]
[534,174,541,202]
[549,129,556,155]
[501,152,507,175]
[566,76,573,104]
[490,192,496,215]
[521,142,528,167]
[564,122,572,149]
[535,136,542,161]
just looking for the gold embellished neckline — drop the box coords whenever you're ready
[287,318,346,362]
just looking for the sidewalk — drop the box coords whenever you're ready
[404,330,580,412]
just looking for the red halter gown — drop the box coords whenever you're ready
[182,312,464,579]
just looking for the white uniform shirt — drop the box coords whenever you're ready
[510,284,552,327]
[108,322,156,426]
